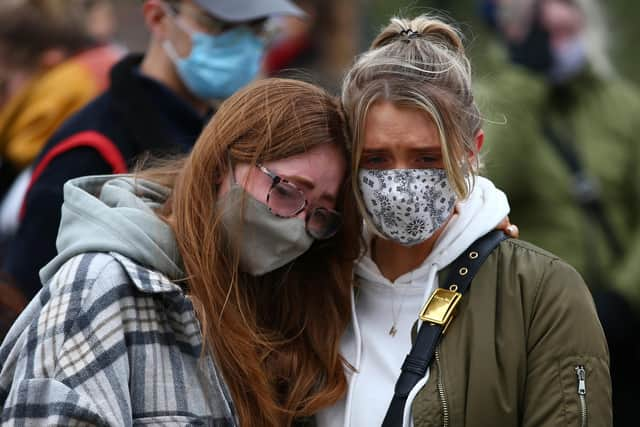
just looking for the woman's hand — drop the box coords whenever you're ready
[497,216,519,238]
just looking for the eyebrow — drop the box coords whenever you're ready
[361,149,388,155]
[413,147,441,152]
[283,174,314,189]
[362,147,442,154]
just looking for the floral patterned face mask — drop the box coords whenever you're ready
[358,168,457,246]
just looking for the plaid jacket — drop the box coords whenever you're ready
[0,252,236,426]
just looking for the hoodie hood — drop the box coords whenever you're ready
[40,175,183,284]
[355,176,510,286]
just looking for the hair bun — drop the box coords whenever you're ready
[371,16,465,54]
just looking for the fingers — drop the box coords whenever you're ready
[505,224,519,238]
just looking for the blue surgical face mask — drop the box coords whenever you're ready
[163,17,265,101]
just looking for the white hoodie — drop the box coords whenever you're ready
[316,177,510,427]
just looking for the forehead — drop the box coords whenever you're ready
[363,101,441,150]
[539,0,583,31]
[266,143,346,182]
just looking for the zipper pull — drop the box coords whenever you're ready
[575,365,586,395]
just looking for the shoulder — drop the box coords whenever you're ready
[491,238,572,275]
[35,60,101,101]
[492,238,589,299]
[5,251,185,355]
[482,239,595,327]
[28,90,122,177]
[494,238,579,277]
[44,252,137,314]
[39,92,117,154]
[0,253,187,425]
[27,127,127,198]
[0,253,135,376]
[46,252,183,302]
[497,237,559,258]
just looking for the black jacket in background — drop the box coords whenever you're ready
[3,55,206,300]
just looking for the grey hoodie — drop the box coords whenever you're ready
[40,175,184,284]
[1,175,237,425]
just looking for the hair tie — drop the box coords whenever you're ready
[399,28,421,40]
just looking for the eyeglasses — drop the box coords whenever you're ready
[257,164,342,240]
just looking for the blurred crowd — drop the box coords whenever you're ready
[0,0,637,425]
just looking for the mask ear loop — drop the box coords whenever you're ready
[161,2,196,62]
[162,39,182,62]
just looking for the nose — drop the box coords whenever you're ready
[392,159,412,170]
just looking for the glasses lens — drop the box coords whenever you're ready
[268,182,306,217]
[307,207,342,240]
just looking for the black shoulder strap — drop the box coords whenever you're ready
[541,119,623,257]
[382,230,509,427]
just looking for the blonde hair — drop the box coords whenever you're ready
[342,15,481,227]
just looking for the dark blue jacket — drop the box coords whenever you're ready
[3,54,206,300]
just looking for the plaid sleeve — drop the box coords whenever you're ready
[1,253,134,426]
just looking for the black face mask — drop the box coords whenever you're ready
[506,11,553,74]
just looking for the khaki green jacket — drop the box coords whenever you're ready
[411,238,611,426]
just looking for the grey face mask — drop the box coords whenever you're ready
[218,183,314,276]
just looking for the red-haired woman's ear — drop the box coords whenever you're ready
[475,129,485,152]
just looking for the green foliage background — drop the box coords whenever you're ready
[361,0,640,85]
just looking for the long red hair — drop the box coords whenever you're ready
[138,78,360,426]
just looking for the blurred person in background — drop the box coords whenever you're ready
[0,0,123,250]
[477,0,640,424]
[0,0,302,340]
[263,0,359,92]
[263,1,318,76]
[0,76,8,111]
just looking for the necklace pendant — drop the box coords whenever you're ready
[389,325,398,337]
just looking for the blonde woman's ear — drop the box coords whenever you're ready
[475,129,485,152]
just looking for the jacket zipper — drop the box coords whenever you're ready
[575,365,588,427]
[435,349,449,427]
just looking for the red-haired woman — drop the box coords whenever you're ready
[0,78,360,427]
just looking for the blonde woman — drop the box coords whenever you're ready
[316,15,611,426]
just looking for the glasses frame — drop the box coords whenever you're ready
[257,164,307,217]
[256,164,341,239]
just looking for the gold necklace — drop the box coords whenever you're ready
[389,283,412,337]
[372,238,409,337]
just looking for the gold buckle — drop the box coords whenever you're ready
[419,288,462,329]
